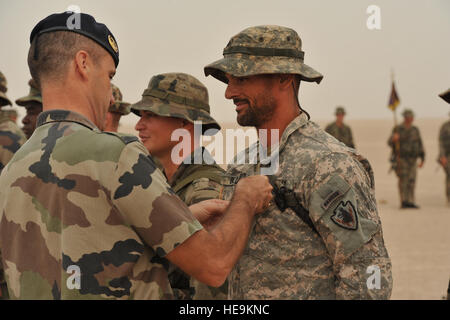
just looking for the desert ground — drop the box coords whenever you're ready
[121,116,449,300]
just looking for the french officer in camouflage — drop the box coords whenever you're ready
[325,106,356,149]
[205,25,393,299]
[388,109,425,209]
[0,71,26,300]
[132,73,228,300]
[438,89,450,206]
[0,12,273,300]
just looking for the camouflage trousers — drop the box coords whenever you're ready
[395,157,418,204]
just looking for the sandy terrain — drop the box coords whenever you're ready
[120,117,450,300]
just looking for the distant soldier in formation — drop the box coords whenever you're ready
[132,72,227,300]
[388,109,425,209]
[438,89,450,206]
[0,71,26,300]
[104,83,130,132]
[325,106,355,148]
[15,79,43,139]
[205,25,392,299]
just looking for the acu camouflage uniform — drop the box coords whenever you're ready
[205,25,392,299]
[0,109,204,300]
[0,72,26,300]
[388,109,425,206]
[325,107,355,148]
[130,73,227,300]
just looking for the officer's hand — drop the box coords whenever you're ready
[189,199,230,229]
[234,175,273,214]
[440,156,448,167]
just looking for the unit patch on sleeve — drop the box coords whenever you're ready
[331,200,358,230]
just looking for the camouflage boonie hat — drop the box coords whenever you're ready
[15,79,42,106]
[0,71,12,107]
[204,25,323,84]
[130,73,221,134]
[335,106,346,115]
[109,84,130,115]
[402,109,414,117]
[439,88,450,104]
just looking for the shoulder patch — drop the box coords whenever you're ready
[331,200,358,230]
[102,131,139,144]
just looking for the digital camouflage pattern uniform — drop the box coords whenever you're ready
[109,84,130,116]
[205,25,392,299]
[388,109,425,206]
[0,71,26,300]
[0,110,203,299]
[131,72,227,300]
[325,107,355,148]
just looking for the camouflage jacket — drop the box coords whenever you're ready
[227,113,393,300]
[167,147,228,300]
[324,122,355,149]
[439,120,450,158]
[0,110,203,300]
[0,111,26,172]
[388,124,425,161]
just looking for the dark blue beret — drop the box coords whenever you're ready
[30,12,119,67]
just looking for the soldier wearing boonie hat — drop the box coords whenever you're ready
[0,70,26,300]
[104,83,130,132]
[132,72,227,300]
[325,106,356,148]
[15,78,43,139]
[388,108,425,209]
[205,25,392,299]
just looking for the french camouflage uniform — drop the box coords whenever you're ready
[325,107,355,148]
[130,72,227,300]
[0,12,203,300]
[388,109,425,206]
[109,84,130,115]
[0,72,26,300]
[205,25,392,299]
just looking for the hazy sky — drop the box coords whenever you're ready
[1,0,449,127]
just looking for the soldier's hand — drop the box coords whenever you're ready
[189,199,230,229]
[392,133,400,142]
[234,175,273,214]
[440,156,448,167]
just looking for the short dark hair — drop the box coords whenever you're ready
[28,31,104,86]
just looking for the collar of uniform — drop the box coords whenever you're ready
[169,147,216,186]
[37,109,100,131]
[277,112,309,153]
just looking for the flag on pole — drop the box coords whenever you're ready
[388,81,400,111]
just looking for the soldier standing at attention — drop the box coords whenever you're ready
[388,109,425,209]
[104,83,130,132]
[0,12,273,300]
[325,106,355,148]
[438,89,450,206]
[15,79,43,139]
[132,72,227,300]
[204,25,393,299]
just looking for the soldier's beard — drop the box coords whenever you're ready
[236,95,276,127]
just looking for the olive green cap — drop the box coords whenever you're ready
[109,84,130,115]
[335,106,346,115]
[402,109,414,117]
[130,73,221,135]
[15,79,42,106]
[204,25,323,84]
